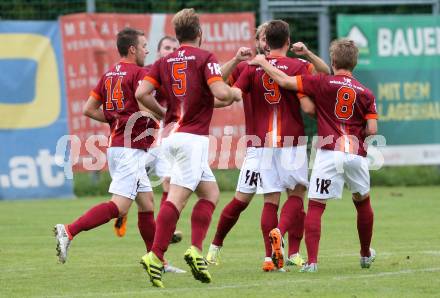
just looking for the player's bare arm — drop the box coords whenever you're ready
[299,96,316,117]
[83,96,107,123]
[135,81,166,118]
[220,47,252,82]
[291,42,330,74]
[209,80,235,102]
[365,119,378,136]
[249,54,298,90]
[138,101,165,120]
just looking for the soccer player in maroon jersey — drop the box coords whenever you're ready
[250,38,378,272]
[54,28,165,264]
[112,36,183,243]
[232,20,330,270]
[135,8,240,287]
[206,22,269,270]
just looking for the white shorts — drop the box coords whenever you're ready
[258,146,309,194]
[162,132,216,191]
[236,147,263,194]
[308,149,370,200]
[145,143,171,178]
[107,147,152,200]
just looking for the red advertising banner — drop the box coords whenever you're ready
[60,12,255,171]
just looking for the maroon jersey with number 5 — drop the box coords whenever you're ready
[296,73,378,156]
[90,60,154,149]
[143,45,223,136]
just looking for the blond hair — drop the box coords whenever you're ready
[172,8,200,43]
[256,22,269,40]
[329,38,358,71]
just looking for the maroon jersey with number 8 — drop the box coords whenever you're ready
[296,73,378,157]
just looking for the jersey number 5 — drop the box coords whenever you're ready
[104,76,124,110]
[262,73,281,104]
[172,61,187,96]
[335,86,356,120]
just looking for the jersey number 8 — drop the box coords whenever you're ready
[335,86,356,120]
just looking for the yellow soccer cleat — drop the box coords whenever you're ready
[286,253,305,267]
[140,252,165,288]
[184,246,212,283]
[206,244,221,265]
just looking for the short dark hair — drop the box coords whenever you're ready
[157,36,178,51]
[116,27,144,57]
[265,20,290,50]
[172,8,201,43]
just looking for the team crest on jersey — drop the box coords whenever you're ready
[270,59,277,65]
[343,77,352,85]
[116,64,121,72]
[178,50,186,58]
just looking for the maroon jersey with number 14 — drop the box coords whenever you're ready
[296,73,378,157]
[143,45,223,136]
[90,60,154,149]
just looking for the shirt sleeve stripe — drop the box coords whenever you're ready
[207,76,223,85]
[365,113,378,120]
[296,92,307,99]
[307,63,315,74]
[143,76,160,88]
[90,91,101,101]
[295,75,304,93]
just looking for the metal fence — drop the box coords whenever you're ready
[0,0,258,20]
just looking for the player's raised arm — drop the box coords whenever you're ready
[291,42,330,74]
[249,54,298,90]
[135,80,166,118]
[83,95,107,123]
[221,47,252,82]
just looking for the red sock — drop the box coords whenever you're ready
[151,201,180,261]
[304,200,326,264]
[138,211,155,252]
[191,199,216,251]
[67,201,119,238]
[278,195,304,236]
[354,197,374,257]
[160,192,168,207]
[288,207,305,256]
[212,198,249,246]
[261,202,279,257]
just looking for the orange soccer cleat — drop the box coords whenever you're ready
[114,216,127,237]
[269,228,285,269]
[262,258,275,272]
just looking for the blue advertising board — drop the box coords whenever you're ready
[0,21,73,199]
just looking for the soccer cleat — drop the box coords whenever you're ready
[206,244,222,265]
[299,263,318,273]
[170,230,183,244]
[360,248,376,269]
[184,246,212,283]
[269,228,285,269]
[114,216,127,237]
[262,257,275,272]
[140,252,165,288]
[286,253,305,267]
[164,263,187,274]
[53,224,71,264]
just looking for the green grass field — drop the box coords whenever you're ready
[1,187,440,297]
